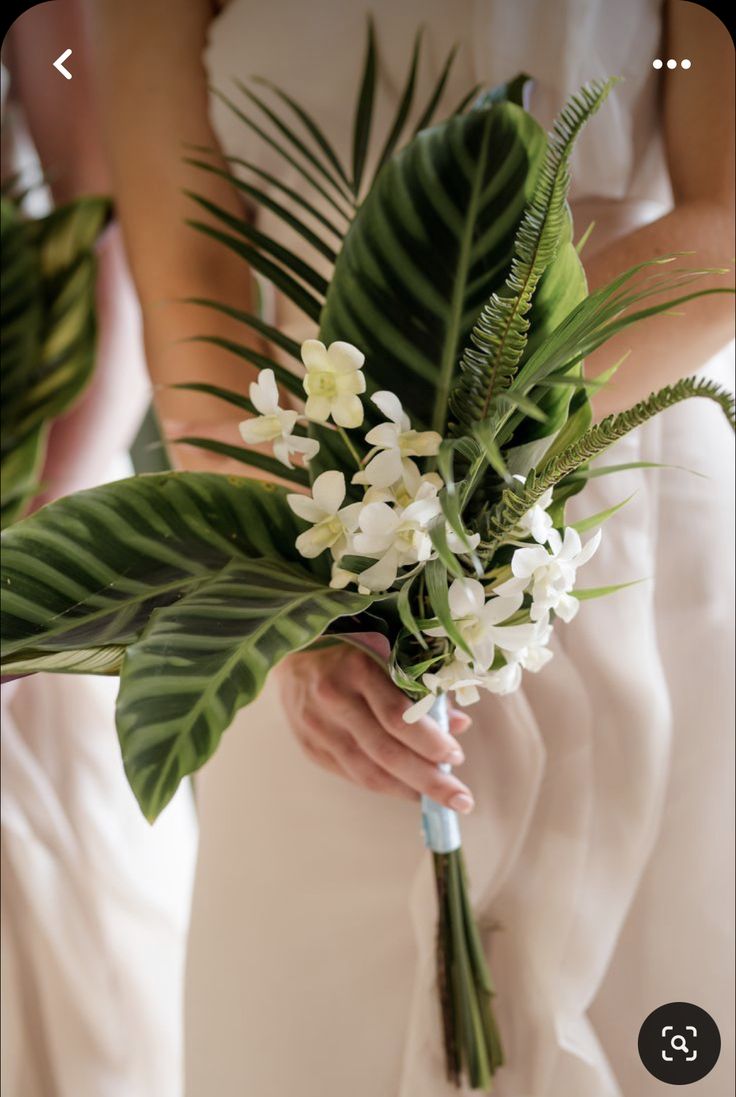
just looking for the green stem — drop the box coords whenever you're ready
[337,426,362,469]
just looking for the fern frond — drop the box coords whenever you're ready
[484,377,735,549]
[451,78,616,429]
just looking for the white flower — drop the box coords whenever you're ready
[446,526,482,555]
[479,661,523,695]
[287,471,361,560]
[328,563,358,589]
[360,391,442,488]
[358,457,444,507]
[424,578,538,671]
[514,476,554,545]
[352,485,442,591]
[497,527,602,622]
[506,614,554,673]
[403,659,485,723]
[239,369,320,469]
[301,339,366,428]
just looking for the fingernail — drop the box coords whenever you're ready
[446,747,464,765]
[449,792,474,814]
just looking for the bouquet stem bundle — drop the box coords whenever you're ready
[423,695,503,1088]
[433,849,504,1088]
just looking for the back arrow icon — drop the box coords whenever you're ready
[53,49,73,80]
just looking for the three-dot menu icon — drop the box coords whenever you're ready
[653,58,692,69]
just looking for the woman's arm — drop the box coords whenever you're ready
[82,0,265,469]
[585,0,735,417]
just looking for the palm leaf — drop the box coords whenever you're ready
[183,158,337,262]
[185,191,329,296]
[172,436,310,486]
[179,333,304,397]
[183,297,303,362]
[351,17,377,196]
[186,219,323,321]
[211,88,354,221]
[411,45,458,135]
[374,30,423,172]
[235,80,355,206]
[250,77,352,190]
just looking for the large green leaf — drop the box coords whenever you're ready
[318,100,587,436]
[1,472,317,666]
[1,194,110,526]
[117,559,370,819]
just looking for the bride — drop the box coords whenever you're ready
[83,1,734,1094]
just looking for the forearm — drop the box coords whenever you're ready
[82,0,266,471]
[584,199,734,418]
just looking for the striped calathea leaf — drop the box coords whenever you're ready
[0,472,372,817]
[1,193,110,527]
[117,559,369,820]
[317,87,588,445]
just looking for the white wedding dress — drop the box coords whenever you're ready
[185,2,735,1094]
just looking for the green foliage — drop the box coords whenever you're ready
[321,103,547,434]
[450,79,614,430]
[1,193,110,526]
[0,472,319,667]
[484,377,735,549]
[118,559,369,820]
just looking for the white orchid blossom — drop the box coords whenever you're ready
[424,578,538,671]
[478,661,523,695]
[352,485,442,591]
[513,475,554,545]
[505,614,554,673]
[329,562,363,591]
[287,471,361,561]
[300,339,366,428]
[497,527,602,622]
[358,457,444,507]
[239,368,320,469]
[446,526,482,555]
[359,391,442,488]
[403,659,485,724]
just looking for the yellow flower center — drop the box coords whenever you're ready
[459,616,483,644]
[395,526,417,553]
[259,414,285,441]
[314,515,344,549]
[309,371,338,397]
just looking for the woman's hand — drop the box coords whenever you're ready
[275,645,475,812]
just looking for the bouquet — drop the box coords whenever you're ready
[1,28,733,1091]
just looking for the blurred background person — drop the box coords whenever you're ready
[1,5,197,1096]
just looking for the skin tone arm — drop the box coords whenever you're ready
[81,0,267,472]
[585,0,735,417]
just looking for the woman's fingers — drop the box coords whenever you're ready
[346,701,475,813]
[305,720,417,801]
[358,657,465,766]
[449,708,472,736]
[279,647,475,811]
